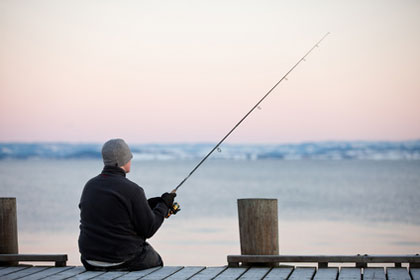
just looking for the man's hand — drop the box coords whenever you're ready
[161,192,176,208]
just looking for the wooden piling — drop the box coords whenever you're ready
[237,199,278,266]
[0,197,19,266]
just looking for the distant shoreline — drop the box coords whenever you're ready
[1,140,419,160]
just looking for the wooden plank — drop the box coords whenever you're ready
[142,266,183,280]
[189,267,227,280]
[338,268,361,280]
[165,267,205,280]
[0,254,68,266]
[88,271,130,280]
[238,267,270,279]
[411,263,420,269]
[313,268,338,280]
[288,267,316,280]
[263,267,293,280]
[213,267,248,279]
[46,267,87,280]
[411,268,420,280]
[0,266,31,277]
[16,266,74,280]
[364,268,385,280]
[1,266,49,280]
[227,254,420,265]
[113,266,161,280]
[66,270,106,280]
[387,268,411,280]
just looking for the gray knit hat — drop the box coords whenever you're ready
[102,139,133,167]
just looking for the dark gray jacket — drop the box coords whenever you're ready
[78,165,168,263]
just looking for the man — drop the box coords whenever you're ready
[78,138,176,271]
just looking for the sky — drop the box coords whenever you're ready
[1,0,419,144]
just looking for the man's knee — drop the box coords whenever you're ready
[127,243,163,270]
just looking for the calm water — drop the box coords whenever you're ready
[1,159,419,265]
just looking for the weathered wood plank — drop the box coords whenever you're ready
[4,265,418,280]
[213,267,248,279]
[142,266,183,280]
[114,266,161,280]
[364,268,385,280]
[238,267,270,279]
[387,268,411,280]
[0,254,68,266]
[1,266,49,280]
[338,268,361,280]
[227,254,420,266]
[88,271,130,280]
[66,270,106,280]
[263,267,293,280]
[17,266,74,280]
[165,266,205,280]
[0,266,30,277]
[313,268,338,280]
[189,267,227,280]
[46,267,87,280]
[411,268,420,280]
[288,267,316,280]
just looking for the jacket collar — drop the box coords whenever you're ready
[101,165,126,177]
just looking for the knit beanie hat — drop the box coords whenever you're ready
[102,139,133,167]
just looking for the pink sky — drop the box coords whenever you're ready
[1,0,419,143]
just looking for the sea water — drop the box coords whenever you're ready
[1,159,419,266]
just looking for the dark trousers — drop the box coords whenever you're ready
[81,242,163,271]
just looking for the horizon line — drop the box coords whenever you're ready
[1,139,420,145]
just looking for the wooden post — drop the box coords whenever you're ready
[0,198,19,266]
[237,199,278,266]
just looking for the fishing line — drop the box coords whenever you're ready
[173,32,330,192]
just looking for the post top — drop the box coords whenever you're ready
[0,197,17,201]
[237,198,278,201]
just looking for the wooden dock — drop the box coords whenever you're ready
[1,265,420,280]
[1,254,420,279]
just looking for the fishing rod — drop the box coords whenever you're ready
[167,33,330,215]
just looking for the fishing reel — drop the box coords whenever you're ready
[166,202,180,218]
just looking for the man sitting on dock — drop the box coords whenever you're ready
[78,138,176,271]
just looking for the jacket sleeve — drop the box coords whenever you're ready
[131,187,169,239]
[148,197,163,209]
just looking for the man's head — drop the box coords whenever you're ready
[101,139,133,173]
